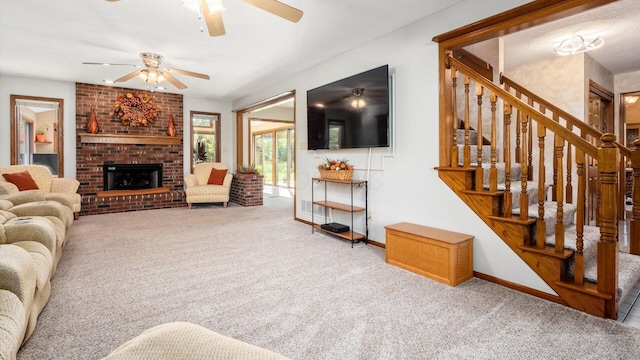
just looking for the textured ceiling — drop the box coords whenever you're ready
[502,0,640,75]
[0,0,464,100]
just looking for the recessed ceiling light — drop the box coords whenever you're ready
[103,80,115,84]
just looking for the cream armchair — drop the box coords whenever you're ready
[0,165,81,219]
[184,163,233,208]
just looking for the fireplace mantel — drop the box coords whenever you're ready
[79,133,182,145]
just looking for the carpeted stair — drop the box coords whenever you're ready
[458,128,640,305]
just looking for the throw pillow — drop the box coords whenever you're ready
[207,168,228,185]
[3,171,39,191]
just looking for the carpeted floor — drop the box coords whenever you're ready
[17,195,640,359]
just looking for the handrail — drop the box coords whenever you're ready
[447,56,599,158]
[500,74,632,159]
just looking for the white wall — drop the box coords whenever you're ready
[232,0,552,294]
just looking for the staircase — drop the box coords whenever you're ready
[437,54,640,319]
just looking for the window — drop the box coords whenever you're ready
[190,111,221,172]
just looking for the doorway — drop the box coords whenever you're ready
[10,95,64,176]
[251,121,295,188]
[235,91,296,208]
[621,91,640,220]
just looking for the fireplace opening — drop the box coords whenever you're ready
[103,163,163,191]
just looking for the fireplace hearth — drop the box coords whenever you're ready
[103,163,163,191]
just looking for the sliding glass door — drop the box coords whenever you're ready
[253,128,294,188]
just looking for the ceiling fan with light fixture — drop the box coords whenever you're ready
[105,0,303,37]
[83,52,210,90]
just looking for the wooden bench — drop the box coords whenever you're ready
[385,222,474,286]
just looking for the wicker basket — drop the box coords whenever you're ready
[319,169,353,181]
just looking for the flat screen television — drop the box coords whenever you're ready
[307,65,389,150]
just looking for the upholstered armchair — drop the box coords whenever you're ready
[0,165,81,219]
[184,163,233,208]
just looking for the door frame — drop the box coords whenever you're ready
[10,94,65,177]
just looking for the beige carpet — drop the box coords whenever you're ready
[17,196,640,359]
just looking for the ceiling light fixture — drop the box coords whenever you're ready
[351,88,365,109]
[625,96,638,105]
[182,0,225,15]
[137,69,166,85]
[553,35,604,56]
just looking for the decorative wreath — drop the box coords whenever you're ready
[113,92,160,127]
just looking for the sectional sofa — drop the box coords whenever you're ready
[0,192,73,360]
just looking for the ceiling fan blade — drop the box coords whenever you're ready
[82,62,139,67]
[114,70,141,83]
[162,72,188,90]
[202,2,226,37]
[164,67,210,80]
[241,0,303,23]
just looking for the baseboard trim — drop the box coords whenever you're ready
[295,217,385,248]
[473,271,566,305]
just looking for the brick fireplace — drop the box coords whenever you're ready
[76,83,186,215]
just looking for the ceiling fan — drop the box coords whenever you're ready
[83,52,210,90]
[105,0,303,37]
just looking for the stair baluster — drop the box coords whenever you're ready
[489,92,498,192]
[537,122,547,248]
[463,76,471,167]
[503,103,513,216]
[527,98,534,181]
[552,127,559,202]
[566,122,574,204]
[632,139,640,255]
[519,111,529,220]
[597,134,619,319]
[475,84,484,191]
[555,135,566,253]
[450,67,459,167]
[575,147,586,284]
[515,107,522,164]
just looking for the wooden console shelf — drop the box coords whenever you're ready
[79,133,182,145]
[311,177,368,247]
[385,222,474,286]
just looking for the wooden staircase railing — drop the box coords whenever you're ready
[438,53,640,319]
[501,74,633,226]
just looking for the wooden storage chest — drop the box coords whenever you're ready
[385,222,474,286]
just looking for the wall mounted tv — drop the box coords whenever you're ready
[307,65,389,150]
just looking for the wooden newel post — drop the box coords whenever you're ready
[597,133,619,318]
[631,139,640,255]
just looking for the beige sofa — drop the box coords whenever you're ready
[0,232,55,358]
[0,165,81,219]
[101,322,289,360]
[184,163,233,208]
[0,201,71,360]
